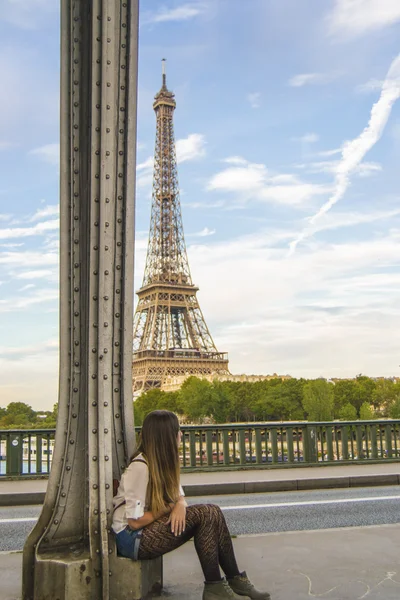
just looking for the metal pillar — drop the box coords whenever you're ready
[22,2,161,598]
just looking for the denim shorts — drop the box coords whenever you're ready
[115,525,143,560]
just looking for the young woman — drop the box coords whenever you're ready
[112,410,270,600]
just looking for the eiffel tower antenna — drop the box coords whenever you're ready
[132,63,229,393]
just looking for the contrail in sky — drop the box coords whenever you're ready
[289,53,400,255]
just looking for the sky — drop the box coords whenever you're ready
[0,0,400,411]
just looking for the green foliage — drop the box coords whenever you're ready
[302,379,334,421]
[372,380,400,416]
[2,376,399,428]
[389,397,400,419]
[338,402,358,421]
[359,402,375,420]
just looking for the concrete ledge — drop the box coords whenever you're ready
[183,473,400,497]
[0,492,45,506]
[244,480,298,494]
[349,474,399,487]
[1,473,399,506]
[184,482,245,496]
[297,477,350,490]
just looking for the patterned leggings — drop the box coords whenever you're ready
[137,503,240,582]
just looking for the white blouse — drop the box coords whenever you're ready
[112,453,184,534]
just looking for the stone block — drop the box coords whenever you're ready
[110,555,163,600]
[32,551,162,600]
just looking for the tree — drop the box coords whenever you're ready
[389,397,400,419]
[133,389,167,425]
[179,377,218,423]
[373,379,400,417]
[302,379,334,421]
[353,375,376,414]
[0,402,37,428]
[256,378,306,421]
[359,402,374,420]
[211,381,235,423]
[333,380,357,417]
[338,403,357,421]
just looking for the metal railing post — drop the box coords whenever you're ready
[7,433,22,476]
[304,425,318,463]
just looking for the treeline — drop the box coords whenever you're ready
[134,375,400,425]
[2,376,400,429]
[0,402,57,429]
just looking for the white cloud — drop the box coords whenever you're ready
[181,229,400,378]
[207,158,329,207]
[0,338,59,410]
[19,283,36,292]
[145,3,206,24]
[176,133,206,162]
[0,251,58,268]
[356,78,385,94]
[288,73,335,87]
[29,143,59,166]
[136,134,206,190]
[0,219,59,240]
[247,92,261,109]
[0,288,58,313]
[297,159,381,176]
[137,157,154,171]
[0,214,11,222]
[304,207,400,236]
[16,269,56,280]
[30,204,59,221]
[292,133,320,144]
[188,227,216,237]
[290,53,400,253]
[316,148,342,157]
[222,156,249,166]
[328,0,400,37]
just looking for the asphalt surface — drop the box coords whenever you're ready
[2,485,400,552]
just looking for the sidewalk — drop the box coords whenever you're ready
[3,524,400,599]
[1,462,400,505]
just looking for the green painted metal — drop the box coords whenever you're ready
[356,426,363,459]
[271,429,278,463]
[286,428,294,464]
[370,425,378,459]
[206,430,213,466]
[239,429,246,465]
[255,428,262,464]
[2,419,400,477]
[189,430,196,467]
[326,427,333,461]
[222,429,230,466]
[385,424,393,458]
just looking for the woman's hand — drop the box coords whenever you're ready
[167,499,186,536]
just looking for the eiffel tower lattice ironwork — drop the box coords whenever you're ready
[132,61,229,392]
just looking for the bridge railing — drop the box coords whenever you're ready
[1,420,400,477]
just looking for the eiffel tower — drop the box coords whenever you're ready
[132,61,229,393]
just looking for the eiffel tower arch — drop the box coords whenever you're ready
[133,61,229,393]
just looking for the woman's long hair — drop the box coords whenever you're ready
[133,410,181,516]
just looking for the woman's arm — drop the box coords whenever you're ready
[127,504,171,530]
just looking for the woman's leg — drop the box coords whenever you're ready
[138,504,240,582]
[207,504,240,579]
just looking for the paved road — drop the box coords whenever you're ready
[2,485,400,551]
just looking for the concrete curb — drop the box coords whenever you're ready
[1,473,399,505]
[183,473,400,496]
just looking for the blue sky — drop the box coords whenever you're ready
[0,0,400,410]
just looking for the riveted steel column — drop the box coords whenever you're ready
[22,2,140,599]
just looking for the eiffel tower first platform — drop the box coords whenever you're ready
[132,61,229,393]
